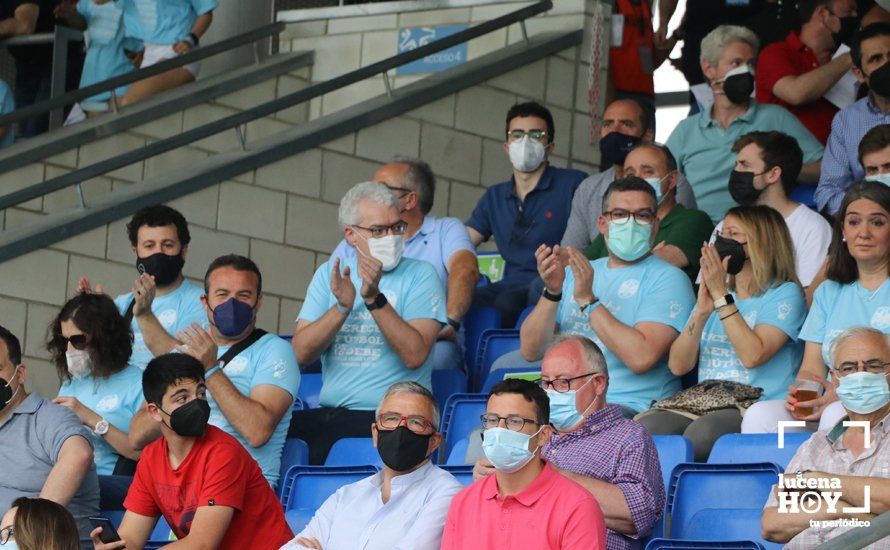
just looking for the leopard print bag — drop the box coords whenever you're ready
[640,379,764,420]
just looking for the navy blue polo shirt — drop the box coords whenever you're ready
[466,165,586,284]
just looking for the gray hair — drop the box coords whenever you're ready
[375,381,441,430]
[700,25,760,68]
[829,327,890,367]
[338,181,400,230]
[551,334,608,378]
[391,156,436,215]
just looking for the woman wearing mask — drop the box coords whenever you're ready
[46,293,143,507]
[0,497,80,550]
[742,182,890,433]
[640,206,806,460]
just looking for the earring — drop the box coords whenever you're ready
[842,236,847,242]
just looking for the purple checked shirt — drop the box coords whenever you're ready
[541,404,665,550]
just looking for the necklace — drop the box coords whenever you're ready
[857,279,886,302]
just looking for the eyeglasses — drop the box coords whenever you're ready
[0,526,13,545]
[351,221,408,239]
[603,209,656,225]
[833,360,889,377]
[536,373,595,393]
[55,333,89,351]
[384,185,412,199]
[377,413,435,434]
[506,129,548,142]
[480,413,538,432]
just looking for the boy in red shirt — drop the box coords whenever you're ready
[90,353,293,550]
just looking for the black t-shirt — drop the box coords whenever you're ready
[1,0,56,65]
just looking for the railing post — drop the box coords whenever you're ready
[520,20,530,43]
[49,26,71,130]
[109,89,119,114]
[235,125,247,151]
[382,71,393,96]
[74,182,86,208]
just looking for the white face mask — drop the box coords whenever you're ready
[508,135,546,173]
[65,349,93,380]
[355,231,404,272]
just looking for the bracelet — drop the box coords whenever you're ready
[187,33,200,46]
[336,303,351,315]
[719,309,739,321]
[205,364,222,379]
[542,288,562,302]
[580,299,600,314]
[447,318,461,331]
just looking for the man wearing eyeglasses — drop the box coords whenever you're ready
[329,157,480,372]
[282,382,461,550]
[291,182,447,464]
[762,326,890,548]
[466,101,588,328]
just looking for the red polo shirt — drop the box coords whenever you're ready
[756,31,838,144]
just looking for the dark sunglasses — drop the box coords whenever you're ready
[56,334,89,350]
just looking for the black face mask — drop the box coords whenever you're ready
[722,71,755,105]
[868,62,890,98]
[0,367,20,412]
[728,170,764,206]
[714,235,748,275]
[161,398,210,437]
[136,252,185,287]
[598,132,642,169]
[376,426,433,472]
[833,16,859,48]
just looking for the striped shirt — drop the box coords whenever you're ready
[815,95,890,215]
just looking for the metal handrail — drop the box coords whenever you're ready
[0,0,554,211]
[0,21,285,128]
[813,510,890,549]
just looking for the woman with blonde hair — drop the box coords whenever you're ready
[638,205,807,460]
[0,497,80,550]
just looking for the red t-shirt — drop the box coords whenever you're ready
[124,426,293,550]
[756,31,838,144]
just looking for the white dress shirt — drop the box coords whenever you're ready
[280,461,463,550]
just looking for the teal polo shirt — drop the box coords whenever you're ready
[666,101,824,223]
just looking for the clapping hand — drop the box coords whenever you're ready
[535,244,565,294]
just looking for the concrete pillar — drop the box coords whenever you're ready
[199,0,275,78]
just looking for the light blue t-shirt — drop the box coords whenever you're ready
[58,363,144,475]
[799,277,890,367]
[0,80,14,148]
[210,332,300,488]
[119,0,217,45]
[330,216,475,284]
[115,279,208,370]
[298,257,447,410]
[698,282,806,401]
[77,0,141,103]
[556,255,695,412]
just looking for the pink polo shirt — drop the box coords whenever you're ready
[441,461,606,550]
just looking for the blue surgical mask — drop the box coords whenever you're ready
[836,372,890,414]
[606,219,651,262]
[2,541,19,550]
[212,298,255,338]
[644,177,664,200]
[547,379,597,431]
[866,173,890,187]
[482,425,543,473]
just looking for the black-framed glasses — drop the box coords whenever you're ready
[536,373,596,393]
[351,221,408,239]
[376,412,435,434]
[833,360,889,377]
[603,209,656,225]
[507,129,548,142]
[384,185,412,199]
[55,333,89,351]
[481,413,538,432]
[0,526,13,545]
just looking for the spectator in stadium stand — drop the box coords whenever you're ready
[816,22,890,215]
[91,354,293,550]
[46,294,143,510]
[666,24,824,224]
[761,326,890,549]
[581,142,714,282]
[290,182,445,465]
[0,325,100,541]
[127,254,301,490]
[644,206,806,461]
[1,497,81,550]
[758,0,859,145]
[500,178,695,417]
[441,378,606,550]
[860,123,890,186]
[561,99,699,252]
[743,181,890,434]
[472,336,664,549]
[0,79,14,147]
[465,101,587,329]
[329,157,479,372]
[280,382,461,550]
[92,0,215,107]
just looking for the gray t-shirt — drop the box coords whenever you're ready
[0,392,100,541]
[561,166,699,249]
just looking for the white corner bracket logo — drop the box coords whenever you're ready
[776,420,871,450]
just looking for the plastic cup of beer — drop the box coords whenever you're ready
[794,380,821,418]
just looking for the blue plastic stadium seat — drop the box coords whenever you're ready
[324,437,382,467]
[789,183,816,209]
[101,510,125,527]
[462,307,501,372]
[298,373,322,409]
[667,462,783,548]
[149,516,174,543]
[278,438,310,497]
[432,370,468,410]
[652,435,693,491]
[441,464,475,486]
[293,397,304,411]
[439,393,487,464]
[707,432,811,469]
[446,438,470,465]
[481,367,541,393]
[280,465,378,531]
[475,329,521,390]
[514,305,534,328]
[645,539,765,550]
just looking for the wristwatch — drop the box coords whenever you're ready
[93,418,109,436]
[365,292,388,311]
[714,294,735,310]
[542,288,562,302]
[447,318,461,331]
